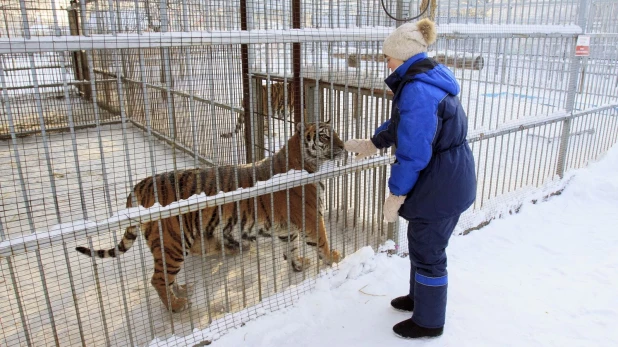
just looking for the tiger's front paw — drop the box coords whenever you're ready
[292,257,311,272]
[224,240,252,255]
[172,283,194,298]
[170,297,189,313]
[322,250,341,265]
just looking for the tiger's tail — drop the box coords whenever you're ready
[75,226,139,258]
[220,113,244,139]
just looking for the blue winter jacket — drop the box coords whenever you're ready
[371,52,476,221]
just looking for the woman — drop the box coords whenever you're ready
[345,19,477,339]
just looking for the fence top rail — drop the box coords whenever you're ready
[0,25,584,54]
[468,103,618,143]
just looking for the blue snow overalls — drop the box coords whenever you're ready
[371,52,477,328]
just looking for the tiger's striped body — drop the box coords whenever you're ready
[76,122,344,313]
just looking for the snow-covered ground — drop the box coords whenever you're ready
[157,142,618,346]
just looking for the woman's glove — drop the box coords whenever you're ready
[383,194,406,223]
[344,139,378,160]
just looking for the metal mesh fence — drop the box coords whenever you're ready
[1,0,618,346]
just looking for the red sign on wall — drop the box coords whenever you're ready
[575,35,590,56]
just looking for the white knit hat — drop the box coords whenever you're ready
[382,18,437,61]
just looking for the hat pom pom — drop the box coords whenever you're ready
[416,18,436,46]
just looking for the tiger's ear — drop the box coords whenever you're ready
[295,122,305,133]
[324,119,331,124]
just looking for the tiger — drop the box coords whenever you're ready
[221,81,297,139]
[76,121,344,313]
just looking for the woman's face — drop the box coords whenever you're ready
[385,55,404,72]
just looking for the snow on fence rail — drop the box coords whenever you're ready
[0,25,585,54]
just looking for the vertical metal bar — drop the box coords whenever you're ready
[61,243,87,347]
[465,0,471,24]
[7,257,32,347]
[179,0,199,330]
[158,0,183,330]
[26,54,63,222]
[552,0,559,24]
[79,0,113,216]
[557,0,589,177]
[539,37,550,117]
[479,137,491,207]
[19,0,66,228]
[93,0,102,35]
[596,45,613,106]
[184,44,214,320]
[0,210,5,242]
[529,125,543,186]
[477,37,489,129]
[0,61,35,235]
[511,37,522,121]
[592,110,610,162]
[181,0,189,31]
[580,113,595,166]
[205,48,231,311]
[456,0,461,23]
[544,122,559,182]
[2,7,10,39]
[49,12,90,347]
[573,116,585,169]
[86,237,111,346]
[262,48,279,293]
[608,110,618,151]
[575,114,588,167]
[520,128,532,188]
[224,44,248,306]
[300,42,309,279]
[494,132,505,198]
[52,0,89,220]
[563,116,577,171]
[159,0,168,32]
[35,250,60,347]
[136,49,162,337]
[314,41,324,276]
[535,124,549,187]
[500,132,512,195]
[246,40,263,302]
[292,0,302,125]
[488,38,501,130]
[241,0,259,162]
[526,0,533,25]
[512,129,524,192]
[18,0,30,38]
[110,231,135,346]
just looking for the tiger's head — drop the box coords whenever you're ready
[296,120,346,164]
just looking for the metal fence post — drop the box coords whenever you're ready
[67,2,92,100]
[556,0,589,178]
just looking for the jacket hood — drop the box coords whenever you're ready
[386,52,460,96]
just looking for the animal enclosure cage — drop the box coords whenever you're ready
[1,0,618,346]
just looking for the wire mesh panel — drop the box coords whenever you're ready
[1,0,618,346]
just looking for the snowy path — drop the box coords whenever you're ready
[188,143,618,347]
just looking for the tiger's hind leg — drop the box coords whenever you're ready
[279,229,311,272]
[304,215,341,266]
[172,283,194,298]
[145,221,189,313]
